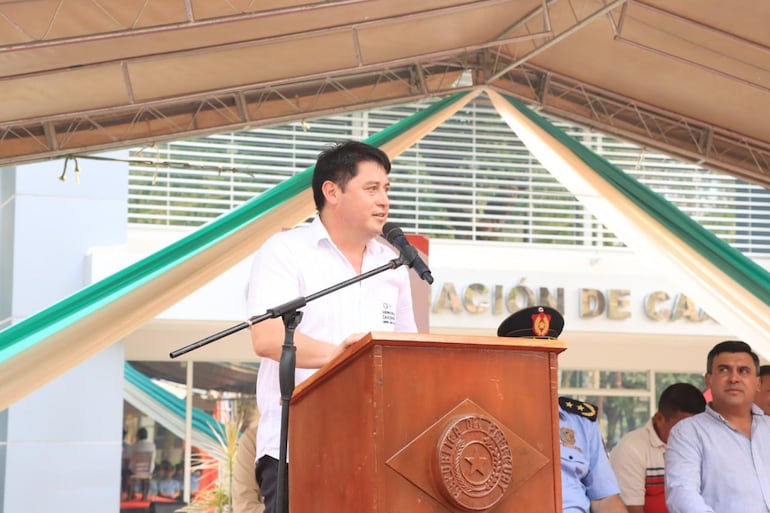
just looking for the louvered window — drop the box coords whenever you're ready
[128,97,770,255]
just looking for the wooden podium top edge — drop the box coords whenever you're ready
[292,331,566,401]
[365,331,567,351]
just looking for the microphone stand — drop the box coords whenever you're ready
[169,255,410,513]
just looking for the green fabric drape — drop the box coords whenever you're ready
[0,91,470,361]
[124,362,228,457]
[0,90,476,410]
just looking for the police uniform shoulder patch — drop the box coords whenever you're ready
[559,396,598,421]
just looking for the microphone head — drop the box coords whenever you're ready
[382,222,404,243]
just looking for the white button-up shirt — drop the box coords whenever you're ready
[665,404,770,513]
[247,216,417,461]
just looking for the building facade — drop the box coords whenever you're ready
[116,96,770,445]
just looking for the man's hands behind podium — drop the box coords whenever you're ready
[250,318,364,369]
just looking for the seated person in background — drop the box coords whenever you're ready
[498,306,628,513]
[189,469,201,498]
[173,463,187,497]
[665,340,770,513]
[558,396,628,513]
[754,364,770,415]
[154,460,182,501]
[609,383,706,513]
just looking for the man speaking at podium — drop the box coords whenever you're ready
[246,141,418,513]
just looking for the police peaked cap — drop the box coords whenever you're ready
[497,305,564,339]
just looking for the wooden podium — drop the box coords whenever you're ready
[288,332,566,513]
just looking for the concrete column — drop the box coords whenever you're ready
[0,152,128,513]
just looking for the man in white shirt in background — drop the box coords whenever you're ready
[609,383,706,513]
[665,340,770,513]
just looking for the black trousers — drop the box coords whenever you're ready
[256,455,281,513]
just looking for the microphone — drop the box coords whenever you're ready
[382,222,434,284]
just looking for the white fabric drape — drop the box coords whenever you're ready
[487,88,770,356]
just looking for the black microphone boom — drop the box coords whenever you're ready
[382,222,434,284]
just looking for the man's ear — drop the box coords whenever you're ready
[651,411,663,428]
[321,180,339,205]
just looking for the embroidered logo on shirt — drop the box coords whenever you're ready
[381,302,395,325]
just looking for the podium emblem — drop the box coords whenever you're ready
[387,399,549,512]
[436,415,513,510]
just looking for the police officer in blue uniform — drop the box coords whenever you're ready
[498,306,628,513]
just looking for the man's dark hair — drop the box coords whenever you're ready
[706,340,760,375]
[137,427,148,440]
[658,382,706,417]
[760,365,770,378]
[311,140,391,211]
